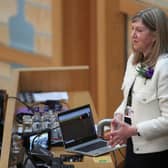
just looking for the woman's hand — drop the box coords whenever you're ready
[108,119,137,147]
[114,113,123,121]
[111,113,123,131]
[105,113,123,141]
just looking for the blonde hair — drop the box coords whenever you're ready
[131,8,168,67]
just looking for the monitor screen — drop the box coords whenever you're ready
[23,130,51,151]
[58,104,97,148]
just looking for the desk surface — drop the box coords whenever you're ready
[51,92,115,168]
[50,92,115,167]
[51,147,115,168]
[0,64,112,167]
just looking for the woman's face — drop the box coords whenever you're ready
[131,19,156,57]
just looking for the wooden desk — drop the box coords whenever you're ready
[0,65,124,167]
[0,65,108,167]
[51,91,116,167]
[51,147,115,168]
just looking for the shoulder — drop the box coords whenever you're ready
[125,54,135,70]
[127,53,134,64]
[155,54,168,72]
[154,54,168,81]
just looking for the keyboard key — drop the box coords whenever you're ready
[75,141,107,152]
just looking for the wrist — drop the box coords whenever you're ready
[132,126,140,136]
[114,113,123,121]
[135,127,140,136]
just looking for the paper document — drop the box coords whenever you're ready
[33,91,69,102]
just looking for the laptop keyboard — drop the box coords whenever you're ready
[75,141,107,152]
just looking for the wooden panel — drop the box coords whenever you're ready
[120,0,168,15]
[90,0,98,110]
[120,0,147,15]
[106,0,125,118]
[52,0,63,65]
[0,45,53,66]
[96,0,125,119]
[18,66,90,92]
[0,63,19,168]
[63,0,90,65]
[96,0,107,118]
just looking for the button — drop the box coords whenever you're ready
[136,148,139,151]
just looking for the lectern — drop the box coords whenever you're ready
[0,65,115,168]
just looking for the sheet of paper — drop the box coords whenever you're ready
[33,91,69,102]
[93,155,112,163]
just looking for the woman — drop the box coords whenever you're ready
[108,8,168,168]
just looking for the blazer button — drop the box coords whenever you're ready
[136,148,139,151]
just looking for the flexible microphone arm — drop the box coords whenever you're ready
[97,118,112,137]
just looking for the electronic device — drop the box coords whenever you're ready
[0,90,7,151]
[30,144,53,165]
[60,154,83,162]
[58,104,117,157]
[23,129,51,151]
[26,144,75,168]
[16,106,33,124]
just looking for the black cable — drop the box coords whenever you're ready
[7,96,47,117]
[8,96,35,124]
[8,96,32,110]
[22,156,30,168]
[111,150,118,168]
[8,96,55,114]
[23,151,39,168]
[8,96,64,114]
[118,148,125,159]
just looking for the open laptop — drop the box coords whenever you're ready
[58,104,117,156]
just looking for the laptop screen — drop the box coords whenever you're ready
[58,104,97,148]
